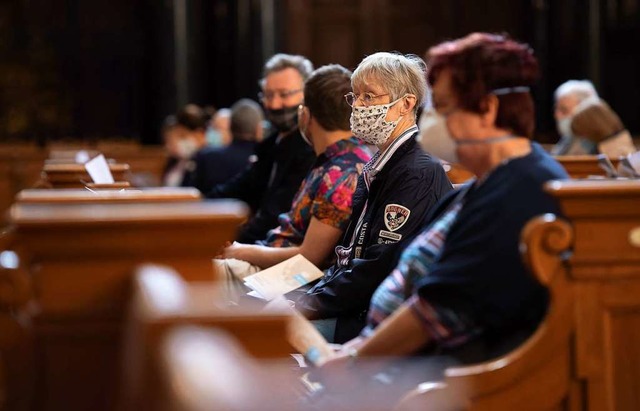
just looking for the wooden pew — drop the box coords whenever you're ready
[396,215,577,411]
[121,264,292,410]
[0,142,169,214]
[40,162,132,188]
[156,326,299,411]
[0,144,48,215]
[7,199,247,411]
[0,227,35,411]
[555,155,620,179]
[14,187,201,205]
[443,162,475,185]
[398,179,640,411]
[544,179,640,411]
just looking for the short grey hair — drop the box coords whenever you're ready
[260,53,314,87]
[351,52,428,117]
[230,99,264,141]
[554,80,598,102]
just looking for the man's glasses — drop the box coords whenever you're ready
[258,88,303,103]
[344,92,389,107]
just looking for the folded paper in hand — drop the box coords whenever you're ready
[243,254,323,301]
[84,154,114,184]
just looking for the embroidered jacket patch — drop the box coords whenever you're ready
[384,203,410,232]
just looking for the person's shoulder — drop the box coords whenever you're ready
[511,142,569,182]
[398,143,446,176]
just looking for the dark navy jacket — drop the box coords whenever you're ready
[290,133,453,342]
[185,139,257,194]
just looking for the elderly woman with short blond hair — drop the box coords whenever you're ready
[288,52,452,343]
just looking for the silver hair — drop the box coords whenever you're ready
[554,80,599,102]
[260,53,314,88]
[351,52,428,117]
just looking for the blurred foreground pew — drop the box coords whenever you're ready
[120,264,292,410]
[3,198,246,411]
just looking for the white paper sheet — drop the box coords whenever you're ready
[243,254,323,301]
[84,154,114,184]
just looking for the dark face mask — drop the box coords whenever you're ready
[266,105,298,133]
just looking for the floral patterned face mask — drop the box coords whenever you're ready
[350,96,405,146]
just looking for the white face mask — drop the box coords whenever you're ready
[176,138,198,159]
[419,109,513,163]
[350,97,404,146]
[418,109,459,163]
[557,117,573,137]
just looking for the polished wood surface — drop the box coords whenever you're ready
[15,187,201,204]
[397,215,576,411]
[0,142,169,214]
[6,199,247,411]
[121,264,292,410]
[157,326,298,411]
[0,227,35,411]
[397,179,640,411]
[41,162,131,188]
[444,162,475,185]
[545,179,640,411]
[555,155,621,179]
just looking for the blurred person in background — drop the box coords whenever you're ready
[191,99,263,194]
[570,98,637,158]
[204,107,232,148]
[206,54,316,244]
[551,79,599,155]
[217,65,371,280]
[161,107,208,188]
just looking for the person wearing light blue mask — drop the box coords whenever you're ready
[205,108,232,148]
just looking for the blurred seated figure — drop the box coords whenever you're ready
[191,100,262,193]
[312,33,568,408]
[167,104,209,188]
[551,79,599,155]
[205,54,316,244]
[204,106,232,148]
[161,115,186,187]
[570,98,637,158]
[217,65,371,277]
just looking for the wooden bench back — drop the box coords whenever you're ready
[14,187,201,204]
[5,200,246,411]
[398,179,640,411]
[397,215,576,411]
[120,264,292,410]
[545,179,640,411]
[555,155,620,179]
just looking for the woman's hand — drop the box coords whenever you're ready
[218,241,253,261]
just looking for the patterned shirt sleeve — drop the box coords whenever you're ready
[311,166,359,230]
[408,293,481,349]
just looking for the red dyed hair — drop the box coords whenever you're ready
[426,33,539,139]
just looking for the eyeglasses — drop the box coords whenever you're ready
[344,92,390,107]
[258,88,303,103]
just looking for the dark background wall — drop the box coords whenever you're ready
[0,0,638,145]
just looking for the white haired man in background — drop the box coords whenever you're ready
[551,79,599,155]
